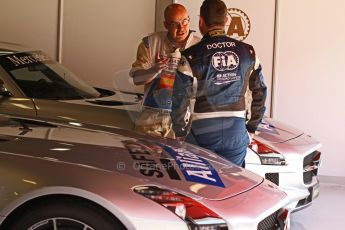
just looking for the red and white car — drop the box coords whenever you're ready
[246,118,321,211]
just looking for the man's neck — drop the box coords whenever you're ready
[204,26,224,34]
[172,41,186,49]
[167,34,189,49]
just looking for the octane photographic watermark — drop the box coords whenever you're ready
[116,161,126,171]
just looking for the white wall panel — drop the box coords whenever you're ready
[155,0,173,31]
[0,0,59,59]
[274,0,345,176]
[61,0,156,88]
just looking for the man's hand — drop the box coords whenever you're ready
[176,136,186,143]
[151,54,168,73]
[133,56,168,85]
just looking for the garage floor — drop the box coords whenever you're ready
[290,176,345,230]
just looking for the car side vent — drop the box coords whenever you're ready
[94,87,116,96]
[303,150,321,184]
[265,173,279,186]
[296,186,318,209]
[257,210,279,230]
[303,171,316,184]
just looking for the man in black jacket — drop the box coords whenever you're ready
[172,0,267,167]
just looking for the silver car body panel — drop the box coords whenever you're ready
[0,115,290,229]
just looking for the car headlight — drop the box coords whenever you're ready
[249,139,286,165]
[133,186,228,230]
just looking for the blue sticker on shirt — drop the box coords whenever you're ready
[143,75,174,110]
[162,145,225,188]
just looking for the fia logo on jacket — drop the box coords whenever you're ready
[211,51,239,71]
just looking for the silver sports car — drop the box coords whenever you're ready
[0,42,321,212]
[0,42,140,130]
[0,114,290,230]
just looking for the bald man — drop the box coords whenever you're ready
[130,4,200,138]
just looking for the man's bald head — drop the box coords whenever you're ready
[164,4,190,44]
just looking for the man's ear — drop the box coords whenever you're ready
[164,21,168,30]
[199,16,204,28]
[224,16,228,24]
[199,16,206,35]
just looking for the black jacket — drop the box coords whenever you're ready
[172,29,267,137]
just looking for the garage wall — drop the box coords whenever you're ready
[155,0,172,31]
[61,0,156,88]
[0,0,156,89]
[0,0,59,58]
[273,0,345,177]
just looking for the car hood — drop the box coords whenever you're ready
[59,97,303,145]
[255,117,304,144]
[0,117,264,201]
[59,91,142,112]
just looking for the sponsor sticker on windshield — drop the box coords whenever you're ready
[0,51,53,71]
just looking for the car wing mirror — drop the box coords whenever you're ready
[0,91,13,97]
[0,79,13,98]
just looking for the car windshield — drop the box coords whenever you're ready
[0,51,101,99]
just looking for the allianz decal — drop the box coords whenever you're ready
[163,145,225,188]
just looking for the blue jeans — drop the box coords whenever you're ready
[187,117,249,167]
